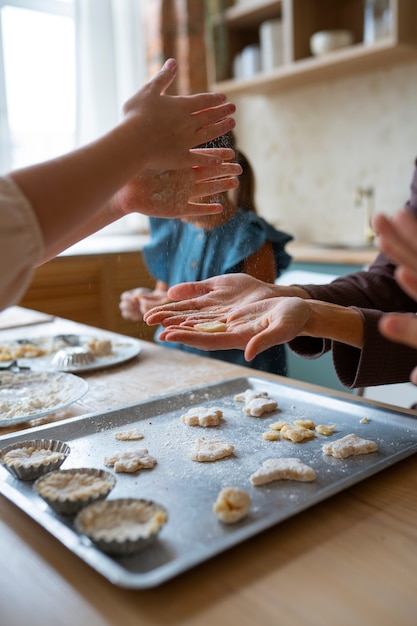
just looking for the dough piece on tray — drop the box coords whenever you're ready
[243,397,278,417]
[250,457,316,486]
[191,438,234,462]
[294,419,315,430]
[262,430,280,441]
[280,424,315,443]
[114,428,144,441]
[322,433,377,459]
[315,424,335,436]
[181,406,223,427]
[104,449,157,473]
[213,487,251,524]
[234,389,269,403]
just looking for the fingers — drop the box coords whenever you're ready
[192,147,236,162]
[374,210,417,269]
[193,117,236,149]
[395,266,417,301]
[193,162,242,183]
[151,58,178,95]
[379,312,417,349]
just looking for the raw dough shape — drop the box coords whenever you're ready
[250,457,316,486]
[315,424,335,436]
[280,424,315,443]
[269,420,288,431]
[243,397,278,417]
[191,438,234,462]
[322,433,377,459]
[234,389,269,403]
[2,447,64,468]
[104,449,157,473]
[213,486,251,524]
[262,430,279,441]
[194,320,227,333]
[294,419,315,430]
[114,428,144,441]
[180,406,223,427]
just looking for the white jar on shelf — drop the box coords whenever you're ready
[259,18,284,72]
[364,0,392,44]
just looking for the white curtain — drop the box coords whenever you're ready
[75,0,147,145]
[75,0,148,232]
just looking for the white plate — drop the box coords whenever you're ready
[0,334,142,373]
[0,371,89,426]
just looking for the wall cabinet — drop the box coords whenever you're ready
[207,0,417,94]
[18,252,156,342]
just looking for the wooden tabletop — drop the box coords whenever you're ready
[0,311,416,626]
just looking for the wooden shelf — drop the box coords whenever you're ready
[211,38,417,94]
[207,0,417,94]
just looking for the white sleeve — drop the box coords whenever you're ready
[0,176,44,311]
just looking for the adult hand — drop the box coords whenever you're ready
[112,148,242,218]
[144,274,315,360]
[123,58,236,171]
[373,208,417,301]
[379,313,417,385]
[144,273,309,326]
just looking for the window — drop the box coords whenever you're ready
[0,0,75,172]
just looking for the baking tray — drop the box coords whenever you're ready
[0,376,416,588]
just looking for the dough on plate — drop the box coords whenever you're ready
[250,457,316,486]
[191,438,234,462]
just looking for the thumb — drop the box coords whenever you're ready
[151,58,177,95]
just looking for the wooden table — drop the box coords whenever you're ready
[0,311,416,626]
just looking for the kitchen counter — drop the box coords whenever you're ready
[0,311,416,625]
[60,233,380,266]
[287,241,379,266]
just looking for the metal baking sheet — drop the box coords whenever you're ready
[0,376,417,589]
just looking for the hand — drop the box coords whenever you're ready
[144,273,309,326]
[112,148,242,219]
[119,288,171,322]
[122,58,236,171]
[379,313,417,384]
[373,208,417,300]
[144,273,364,359]
[144,273,313,361]
[144,274,280,326]
[152,295,316,361]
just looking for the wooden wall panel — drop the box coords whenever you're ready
[19,251,156,341]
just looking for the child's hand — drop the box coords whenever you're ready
[119,288,151,321]
[122,58,236,171]
[119,288,171,321]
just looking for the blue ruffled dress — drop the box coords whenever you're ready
[143,210,293,375]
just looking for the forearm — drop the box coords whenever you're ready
[301,300,364,347]
[11,120,142,256]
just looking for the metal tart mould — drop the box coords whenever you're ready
[34,467,116,515]
[0,439,70,481]
[51,346,96,370]
[74,498,168,555]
